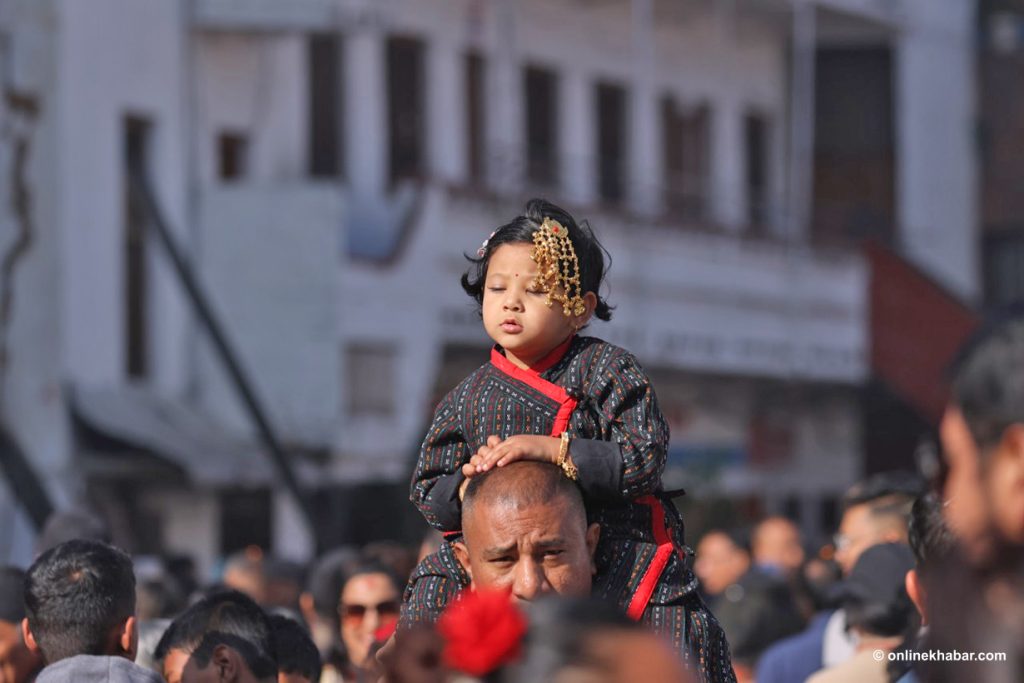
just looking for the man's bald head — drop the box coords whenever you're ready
[456,462,600,603]
[463,461,588,529]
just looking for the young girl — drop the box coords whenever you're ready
[403,199,734,683]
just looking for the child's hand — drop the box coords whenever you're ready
[462,436,502,479]
[472,434,560,472]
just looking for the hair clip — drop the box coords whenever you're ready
[477,231,497,258]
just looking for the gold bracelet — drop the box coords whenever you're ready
[556,432,579,481]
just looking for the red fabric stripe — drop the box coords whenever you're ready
[489,340,573,407]
[551,398,578,437]
[626,495,674,620]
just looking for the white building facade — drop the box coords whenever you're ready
[0,0,977,571]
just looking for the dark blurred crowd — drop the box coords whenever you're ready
[2,312,1024,683]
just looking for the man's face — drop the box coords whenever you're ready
[162,647,191,683]
[940,406,1024,562]
[0,620,40,683]
[482,244,580,369]
[694,533,748,595]
[834,505,885,575]
[753,519,805,576]
[455,494,600,603]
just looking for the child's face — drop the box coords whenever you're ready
[482,243,579,369]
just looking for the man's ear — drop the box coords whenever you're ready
[21,618,40,655]
[118,615,137,661]
[905,569,927,626]
[585,523,601,574]
[453,541,473,585]
[212,644,239,682]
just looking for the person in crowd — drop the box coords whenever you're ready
[268,615,320,683]
[404,199,733,683]
[223,549,267,607]
[807,543,916,683]
[338,562,400,681]
[927,310,1024,681]
[0,566,43,683]
[695,529,803,680]
[509,597,693,683]
[751,517,805,581]
[154,590,276,683]
[22,539,161,683]
[262,559,305,614]
[885,492,957,683]
[755,473,921,683]
[360,543,417,589]
[297,548,358,683]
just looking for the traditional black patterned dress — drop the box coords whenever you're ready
[404,335,735,683]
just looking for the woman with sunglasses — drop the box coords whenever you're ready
[338,562,401,680]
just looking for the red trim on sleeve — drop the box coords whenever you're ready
[626,495,675,620]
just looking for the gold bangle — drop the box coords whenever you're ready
[556,432,578,481]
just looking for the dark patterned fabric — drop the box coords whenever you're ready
[403,336,735,681]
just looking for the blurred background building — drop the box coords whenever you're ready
[0,0,985,573]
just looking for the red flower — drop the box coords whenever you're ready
[437,589,527,676]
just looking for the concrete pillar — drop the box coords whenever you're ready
[343,26,386,195]
[895,0,979,300]
[559,68,596,206]
[710,97,746,231]
[486,0,522,192]
[628,0,661,216]
[787,0,816,241]
[427,38,466,184]
[273,491,315,562]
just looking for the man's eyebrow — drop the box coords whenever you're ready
[534,538,567,551]
[481,543,516,559]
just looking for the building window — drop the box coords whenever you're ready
[524,65,558,188]
[745,111,770,231]
[218,131,249,181]
[595,82,626,204]
[387,36,425,184]
[346,344,397,417]
[661,97,710,220]
[123,116,151,380]
[465,51,486,185]
[308,34,342,178]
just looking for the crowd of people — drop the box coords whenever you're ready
[1,200,1023,682]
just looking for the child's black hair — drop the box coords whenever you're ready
[460,198,613,321]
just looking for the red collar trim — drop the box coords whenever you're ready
[489,335,575,377]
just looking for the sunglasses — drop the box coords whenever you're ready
[340,600,400,623]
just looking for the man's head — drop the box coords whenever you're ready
[942,314,1024,563]
[751,517,805,578]
[834,473,921,574]
[904,493,957,625]
[154,590,276,683]
[839,543,916,641]
[268,615,320,683]
[0,567,41,683]
[694,530,750,597]
[453,462,600,603]
[223,551,267,606]
[22,540,136,665]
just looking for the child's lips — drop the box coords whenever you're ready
[501,320,523,333]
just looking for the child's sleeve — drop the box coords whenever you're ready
[569,352,669,501]
[410,390,469,532]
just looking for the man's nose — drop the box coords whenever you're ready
[512,558,550,602]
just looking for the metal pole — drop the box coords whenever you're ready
[128,170,319,550]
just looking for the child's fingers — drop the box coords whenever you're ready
[461,462,477,478]
[486,434,502,448]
